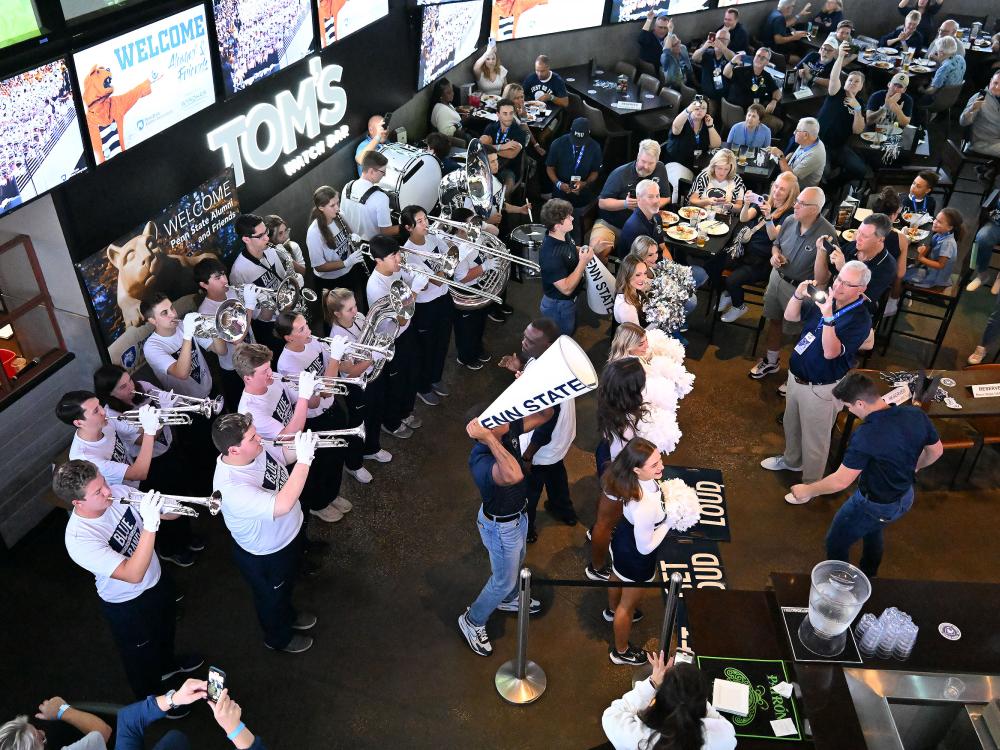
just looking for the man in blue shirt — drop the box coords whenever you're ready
[522,55,569,108]
[788,372,942,577]
[721,7,750,55]
[480,99,528,194]
[819,213,898,311]
[546,117,603,243]
[762,0,810,59]
[538,198,596,335]
[761,260,872,485]
[638,10,672,67]
[865,73,914,129]
[597,140,671,230]
[354,114,388,177]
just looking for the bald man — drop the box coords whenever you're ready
[354,114,389,176]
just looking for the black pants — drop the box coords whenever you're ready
[384,326,418,430]
[453,306,487,364]
[100,573,176,699]
[413,295,453,394]
[314,265,370,315]
[230,526,304,649]
[346,376,384,456]
[302,402,348,508]
[140,446,192,557]
[704,253,772,308]
[219,367,244,414]
[525,460,574,531]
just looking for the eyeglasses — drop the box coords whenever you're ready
[373,167,387,176]
[794,200,818,208]
[250,231,268,239]
[833,278,865,288]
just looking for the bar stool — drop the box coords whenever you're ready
[881,269,972,367]
[706,272,767,351]
[961,363,1000,481]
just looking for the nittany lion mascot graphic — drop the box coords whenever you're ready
[491,0,549,40]
[83,65,153,164]
[318,0,348,46]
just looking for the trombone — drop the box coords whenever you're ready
[119,489,222,518]
[362,247,502,304]
[425,214,541,272]
[134,388,224,417]
[264,425,366,449]
[315,337,395,362]
[401,243,460,277]
[274,372,368,395]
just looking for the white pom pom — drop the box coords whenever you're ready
[644,374,679,415]
[638,406,682,455]
[658,478,702,532]
[650,357,696,399]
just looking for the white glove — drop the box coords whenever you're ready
[182,313,200,340]
[294,430,319,467]
[297,370,317,400]
[138,490,165,533]
[327,335,348,360]
[410,275,429,293]
[157,390,176,411]
[137,404,160,436]
[481,258,498,273]
[344,249,364,269]
[242,284,259,310]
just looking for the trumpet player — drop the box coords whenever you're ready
[213,415,321,654]
[195,257,255,412]
[54,460,203,700]
[276,311,369,485]
[366,236,428,439]
[234,343,350,524]
[230,213,294,352]
[401,205,459,407]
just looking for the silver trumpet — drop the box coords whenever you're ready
[426,214,541,272]
[189,299,250,342]
[119,489,223,518]
[315,337,395,362]
[134,388,224,417]
[401,243,460,277]
[116,407,195,427]
[274,372,367,395]
[264,425,366,449]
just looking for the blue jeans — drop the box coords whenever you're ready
[540,295,577,336]
[468,506,528,626]
[825,487,913,578]
[684,265,709,316]
[971,221,1000,273]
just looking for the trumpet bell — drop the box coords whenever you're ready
[439,140,494,220]
[215,299,250,342]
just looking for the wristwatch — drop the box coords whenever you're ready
[165,689,177,710]
[822,317,836,326]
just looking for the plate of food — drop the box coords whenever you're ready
[678,206,708,222]
[525,100,545,109]
[903,227,930,242]
[840,228,857,242]
[481,94,500,108]
[698,219,729,236]
[877,47,900,55]
[909,64,932,74]
[901,211,932,225]
[873,60,895,69]
[860,131,888,143]
[912,58,936,66]
[885,124,903,135]
[667,225,698,242]
[659,210,680,225]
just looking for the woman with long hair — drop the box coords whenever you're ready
[264,213,306,283]
[614,255,650,328]
[608,322,650,363]
[706,170,799,324]
[306,186,367,309]
[473,41,508,95]
[603,651,736,749]
[687,148,745,214]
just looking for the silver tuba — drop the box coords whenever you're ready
[439,140,496,220]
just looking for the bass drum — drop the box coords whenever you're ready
[376,143,442,213]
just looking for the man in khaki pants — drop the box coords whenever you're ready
[760,260,872,489]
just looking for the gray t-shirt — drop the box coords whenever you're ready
[787,140,827,188]
[776,215,836,282]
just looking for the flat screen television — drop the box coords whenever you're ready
[212,0,314,95]
[611,0,709,22]
[418,0,484,90]
[61,0,155,24]
[316,0,389,48]
[489,0,603,41]
[0,58,87,217]
[71,4,216,165]
[2,0,42,50]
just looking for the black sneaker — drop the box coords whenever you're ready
[292,612,318,631]
[160,550,195,568]
[161,654,204,681]
[585,564,611,581]
[187,535,206,552]
[456,357,484,371]
[477,352,492,363]
[602,607,644,623]
[527,528,538,544]
[609,644,648,666]
[266,634,313,654]
[487,311,507,323]
[748,358,780,379]
[500,303,514,315]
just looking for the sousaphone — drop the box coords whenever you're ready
[438,140,495,220]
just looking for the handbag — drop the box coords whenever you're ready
[724,218,766,260]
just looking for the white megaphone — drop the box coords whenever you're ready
[477,335,598,429]
[584,256,616,316]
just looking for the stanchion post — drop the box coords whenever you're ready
[495,568,547,704]
[659,572,684,651]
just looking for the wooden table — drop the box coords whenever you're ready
[560,63,670,119]
[692,144,778,193]
[849,123,930,161]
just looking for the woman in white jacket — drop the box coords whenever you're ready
[603,651,736,750]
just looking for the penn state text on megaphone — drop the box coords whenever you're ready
[478,336,598,429]
[585,256,615,316]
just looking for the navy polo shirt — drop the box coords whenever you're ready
[727,23,750,55]
[522,72,568,101]
[618,208,664,259]
[790,297,872,384]
[539,233,580,300]
[546,134,603,206]
[762,9,790,47]
[838,245,896,311]
[598,161,669,228]
[638,29,665,66]
[470,419,527,517]
[699,48,729,101]
[843,404,939,503]
[866,90,914,121]
[484,121,528,175]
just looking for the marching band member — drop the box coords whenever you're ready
[233,343,349,524]
[94,364,201,567]
[307,186,367,308]
[230,213,293,351]
[401,205,457,407]
[264,213,307,284]
[194,257,256,413]
[446,207,490,370]
[326,288,392,465]
[340,151,400,241]
[366,235,428,439]
[54,460,202,700]
[212,414,321,654]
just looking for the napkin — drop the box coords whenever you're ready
[771,718,798,737]
[771,681,794,699]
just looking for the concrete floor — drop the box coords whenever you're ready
[5,193,1000,749]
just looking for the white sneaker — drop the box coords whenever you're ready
[720,304,748,323]
[345,466,373,484]
[310,504,344,523]
[331,496,353,513]
[403,414,422,429]
[777,383,787,397]
[883,297,899,317]
[785,491,812,505]
[717,292,732,312]
[760,455,803,472]
[993,276,1000,295]
[364,449,393,463]
[968,346,987,365]
[967,276,986,292]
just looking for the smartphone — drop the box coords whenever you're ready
[747,191,765,207]
[708,31,716,42]
[207,666,226,703]
[382,111,393,130]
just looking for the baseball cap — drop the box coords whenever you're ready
[890,72,910,87]
[820,40,836,50]
[570,117,590,143]
[837,19,854,29]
